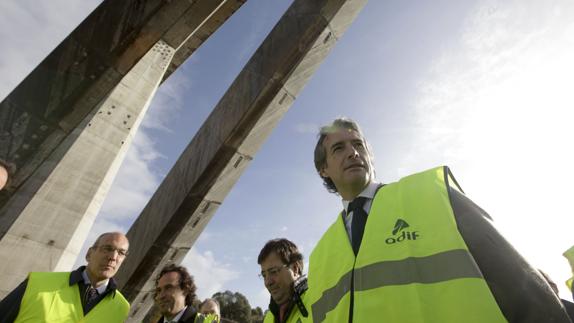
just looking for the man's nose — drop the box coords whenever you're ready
[108,250,120,260]
[347,146,360,158]
[264,275,274,287]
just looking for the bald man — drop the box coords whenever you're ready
[0,232,130,322]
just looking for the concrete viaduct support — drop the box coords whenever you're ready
[0,0,245,297]
[115,0,368,321]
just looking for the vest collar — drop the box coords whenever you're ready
[268,275,309,320]
[69,266,118,297]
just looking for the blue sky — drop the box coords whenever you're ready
[1,0,574,310]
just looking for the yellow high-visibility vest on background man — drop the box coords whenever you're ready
[564,245,574,291]
[14,271,129,323]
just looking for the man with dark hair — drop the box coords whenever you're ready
[257,238,308,323]
[306,117,572,323]
[0,232,130,322]
[154,264,215,323]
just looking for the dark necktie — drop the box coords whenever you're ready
[348,197,368,255]
[83,285,99,313]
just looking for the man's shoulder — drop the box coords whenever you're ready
[180,306,199,322]
[27,271,72,287]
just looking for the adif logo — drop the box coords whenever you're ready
[385,219,420,244]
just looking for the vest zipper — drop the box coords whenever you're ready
[348,258,357,323]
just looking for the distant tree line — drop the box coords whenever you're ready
[212,290,265,323]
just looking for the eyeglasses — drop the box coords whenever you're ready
[95,245,128,257]
[258,264,288,280]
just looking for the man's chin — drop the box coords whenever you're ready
[271,295,288,305]
[96,269,115,280]
[345,173,369,186]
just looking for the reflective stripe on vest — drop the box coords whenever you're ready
[15,271,129,323]
[312,249,482,321]
[308,166,507,323]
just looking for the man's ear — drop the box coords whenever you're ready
[291,263,302,277]
[86,247,93,262]
[319,167,329,179]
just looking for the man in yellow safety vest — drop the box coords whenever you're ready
[0,232,130,322]
[307,117,571,323]
[258,238,309,323]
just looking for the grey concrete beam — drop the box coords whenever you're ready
[0,40,176,298]
[0,0,245,295]
[0,0,245,219]
[116,0,368,321]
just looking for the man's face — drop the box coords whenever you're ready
[320,128,373,199]
[85,233,129,283]
[155,271,187,317]
[260,252,298,305]
[200,300,220,320]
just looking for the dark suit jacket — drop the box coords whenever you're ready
[157,306,197,323]
[448,187,572,323]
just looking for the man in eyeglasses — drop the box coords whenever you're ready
[258,238,309,323]
[0,231,130,322]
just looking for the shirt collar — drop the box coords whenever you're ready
[342,181,381,211]
[82,269,109,294]
[69,266,117,296]
[164,306,187,323]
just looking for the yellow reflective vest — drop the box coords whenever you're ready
[14,271,129,323]
[263,278,309,323]
[564,245,574,291]
[307,166,507,323]
[263,304,307,323]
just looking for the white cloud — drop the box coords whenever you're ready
[0,0,102,99]
[98,131,164,221]
[293,122,318,134]
[255,287,270,310]
[183,247,240,300]
[409,0,574,299]
[143,72,193,132]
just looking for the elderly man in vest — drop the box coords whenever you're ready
[258,238,309,323]
[306,117,571,323]
[0,232,130,322]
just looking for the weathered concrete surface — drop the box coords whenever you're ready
[0,0,245,225]
[0,40,174,297]
[0,0,245,297]
[116,0,368,321]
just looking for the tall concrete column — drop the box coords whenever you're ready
[115,0,368,321]
[0,0,245,297]
[0,40,175,297]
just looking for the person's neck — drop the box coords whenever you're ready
[85,270,108,288]
[278,301,290,322]
[340,182,370,201]
[165,306,186,321]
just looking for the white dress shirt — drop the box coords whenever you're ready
[341,181,381,241]
[81,270,108,294]
[164,306,187,323]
